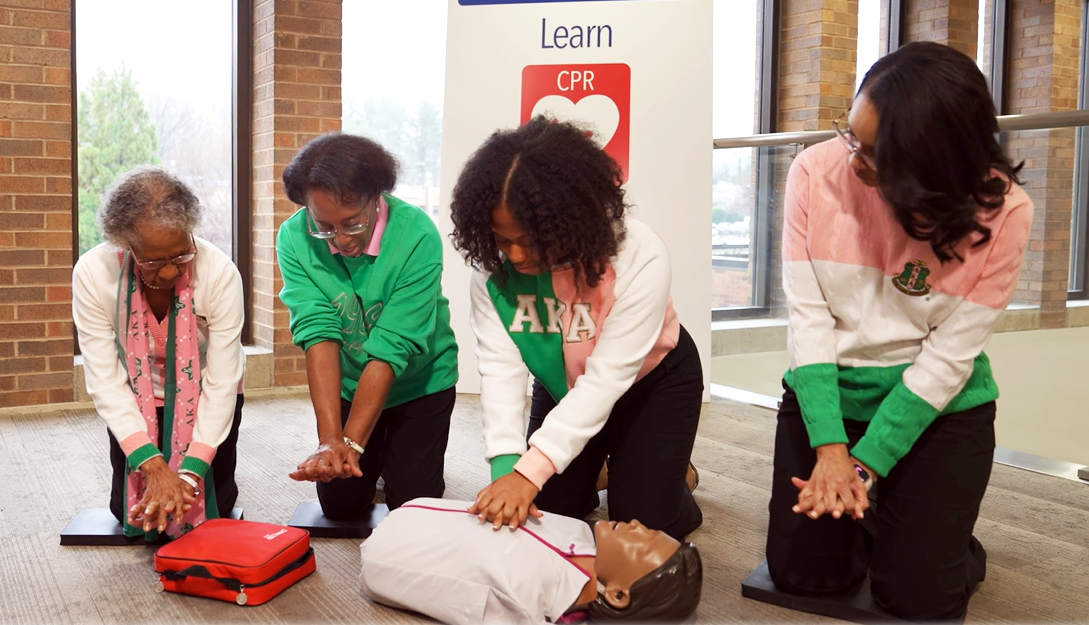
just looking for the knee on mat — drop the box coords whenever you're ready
[767,557,861,597]
[870,576,969,621]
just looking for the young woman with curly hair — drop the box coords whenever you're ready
[449,117,704,541]
[766,42,1033,621]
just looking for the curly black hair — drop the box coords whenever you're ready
[860,41,1023,263]
[282,132,399,206]
[449,116,628,287]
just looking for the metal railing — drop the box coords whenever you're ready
[712,109,1089,149]
[710,108,1089,319]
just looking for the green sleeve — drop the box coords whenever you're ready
[850,381,940,477]
[789,363,848,448]
[276,221,343,351]
[362,241,444,378]
[490,454,520,481]
[179,456,210,480]
[127,444,163,472]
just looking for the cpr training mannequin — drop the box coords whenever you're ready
[359,498,702,624]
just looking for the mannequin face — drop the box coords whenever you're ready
[594,520,680,609]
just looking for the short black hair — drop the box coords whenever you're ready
[449,116,628,287]
[860,41,1022,263]
[282,132,399,206]
[588,542,703,622]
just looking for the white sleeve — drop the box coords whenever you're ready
[469,270,531,461]
[72,250,149,445]
[191,254,246,451]
[529,222,673,474]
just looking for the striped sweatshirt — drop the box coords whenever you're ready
[784,139,1034,477]
[470,218,680,488]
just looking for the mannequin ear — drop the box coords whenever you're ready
[602,582,632,609]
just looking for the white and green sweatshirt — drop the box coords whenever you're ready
[470,218,681,488]
[784,139,1034,476]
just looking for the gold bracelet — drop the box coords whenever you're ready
[343,436,365,455]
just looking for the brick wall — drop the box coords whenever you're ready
[0,0,73,408]
[251,0,341,387]
[1005,0,1082,327]
[778,0,859,132]
[904,0,980,59]
[768,0,859,314]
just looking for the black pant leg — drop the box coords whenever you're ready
[108,429,128,523]
[316,398,386,520]
[527,378,556,438]
[379,387,455,509]
[529,379,610,520]
[868,402,996,622]
[108,406,166,523]
[604,325,705,540]
[766,386,870,595]
[207,394,244,516]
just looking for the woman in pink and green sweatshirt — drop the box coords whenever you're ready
[449,118,704,541]
[766,42,1033,622]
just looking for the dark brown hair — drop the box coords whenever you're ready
[449,116,628,287]
[860,41,1022,263]
[282,132,399,206]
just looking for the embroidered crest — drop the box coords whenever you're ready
[893,260,931,296]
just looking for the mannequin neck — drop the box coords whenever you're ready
[567,555,598,608]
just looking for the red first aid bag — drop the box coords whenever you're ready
[154,518,315,606]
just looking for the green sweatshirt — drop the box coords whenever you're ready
[277,195,458,408]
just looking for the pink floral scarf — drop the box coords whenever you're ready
[116,251,207,539]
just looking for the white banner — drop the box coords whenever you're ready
[439,0,712,397]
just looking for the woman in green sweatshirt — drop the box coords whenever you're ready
[276,132,458,518]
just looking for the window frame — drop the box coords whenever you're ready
[71,0,253,346]
[711,0,780,321]
[1067,0,1089,299]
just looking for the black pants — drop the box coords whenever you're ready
[766,385,994,622]
[527,325,703,541]
[317,387,455,519]
[109,394,244,523]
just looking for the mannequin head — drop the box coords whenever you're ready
[588,520,703,621]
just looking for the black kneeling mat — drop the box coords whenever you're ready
[741,560,902,623]
[287,501,388,538]
[60,507,243,546]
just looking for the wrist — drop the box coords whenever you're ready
[317,433,344,446]
[815,443,849,460]
[137,456,170,475]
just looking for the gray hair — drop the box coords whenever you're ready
[98,166,203,248]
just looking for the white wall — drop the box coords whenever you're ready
[439,0,713,398]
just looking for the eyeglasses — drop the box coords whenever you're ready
[130,236,196,271]
[304,198,377,240]
[833,112,877,171]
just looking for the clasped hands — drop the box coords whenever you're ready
[127,457,198,533]
[792,443,872,521]
[469,470,543,530]
[290,437,363,482]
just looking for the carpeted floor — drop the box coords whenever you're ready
[2,391,1088,623]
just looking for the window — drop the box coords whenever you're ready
[341,0,448,220]
[75,0,234,257]
[857,0,881,91]
[711,0,763,311]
